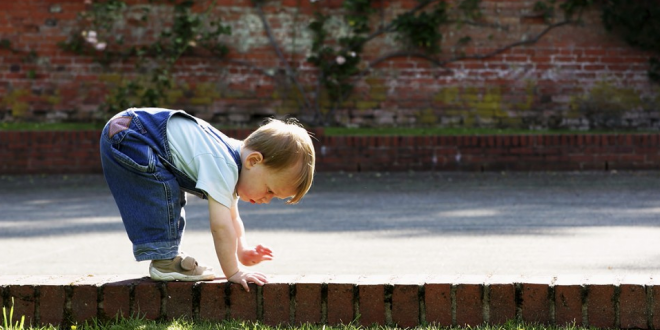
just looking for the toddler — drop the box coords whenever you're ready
[100,108,315,291]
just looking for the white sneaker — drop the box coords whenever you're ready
[149,253,215,281]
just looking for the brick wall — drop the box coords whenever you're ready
[0,1,658,129]
[1,130,659,174]
[1,275,659,328]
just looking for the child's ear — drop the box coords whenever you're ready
[245,152,264,168]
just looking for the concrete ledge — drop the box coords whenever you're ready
[2,275,659,328]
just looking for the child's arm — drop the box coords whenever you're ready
[208,197,267,291]
[229,199,274,266]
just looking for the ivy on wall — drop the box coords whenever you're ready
[57,0,657,126]
[601,0,660,83]
[59,0,231,115]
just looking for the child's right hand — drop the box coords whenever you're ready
[228,270,268,292]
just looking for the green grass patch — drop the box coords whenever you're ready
[0,122,104,131]
[0,121,656,136]
[323,126,656,136]
[15,317,599,330]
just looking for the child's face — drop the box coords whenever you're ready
[236,155,301,205]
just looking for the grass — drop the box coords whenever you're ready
[2,298,25,330]
[1,300,598,329]
[9,317,600,330]
[0,122,105,131]
[0,121,654,136]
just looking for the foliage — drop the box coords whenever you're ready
[601,0,660,83]
[391,1,448,54]
[2,298,26,330]
[1,315,617,330]
[307,11,364,117]
[56,0,657,129]
[571,81,657,130]
[58,0,231,118]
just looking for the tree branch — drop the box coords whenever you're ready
[347,0,439,51]
[253,1,312,111]
[438,20,573,65]
[355,18,575,79]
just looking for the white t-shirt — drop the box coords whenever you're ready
[166,115,241,208]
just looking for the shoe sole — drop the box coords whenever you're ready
[149,267,215,282]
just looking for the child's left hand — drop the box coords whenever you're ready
[239,244,274,266]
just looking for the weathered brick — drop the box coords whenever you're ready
[425,283,452,326]
[358,284,386,327]
[619,284,648,329]
[166,281,194,320]
[294,282,322,325]
[455,284,483,326]
[586,285,616,328]
[327,283,355,325]
[8,285,36,326]
[488,283,516,325]
[263,283,291,326]
[198,281,227,322]
[554,285,584,326]
[70,284,98,324]
[391,284,419,328]
[38,285,65,326]
[133,280,162,320]
[228,282,258,322]
[653,285,660,329]
[521,283,550,324]
[101,280,131,320]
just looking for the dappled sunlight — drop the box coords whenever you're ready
[436,209,500,217]
[2,172,660,276]
[0,216,119,229]
[619,207,660,215]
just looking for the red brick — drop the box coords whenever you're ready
[134,280,162,320]
[198,281,227,321]
[619,284,648,329]
[586,285,616,328]
[653,286,660,329]
[38,285,65,326]
[358,284,386,327]
[165,282,194,320]
[102,281,131,320]
[455,284,483,326]
[521,283,550,324]
[555,285,583,326]
[488,284,516,325]
[228,283,257,321]
[391,284,419,328]
[8,285,36,326]
[70,284,98,324]
[263,283,291,326]
[294,283,322,324]
[327,283,355,325]
[424,283,451,326]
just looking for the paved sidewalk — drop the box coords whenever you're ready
[1,171,659,279]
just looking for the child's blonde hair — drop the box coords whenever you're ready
[243,118,315,204]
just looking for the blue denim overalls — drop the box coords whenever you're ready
[100,108,241,261]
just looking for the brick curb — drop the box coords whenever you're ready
[2,275,658,328]
[1,131,660,174]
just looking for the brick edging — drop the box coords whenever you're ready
[1,275,658,328]
[1,130,660,174]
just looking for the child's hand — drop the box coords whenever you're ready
[229,270,268,292]
[239,244,274,266]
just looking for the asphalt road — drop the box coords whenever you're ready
[1,171,659,279]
